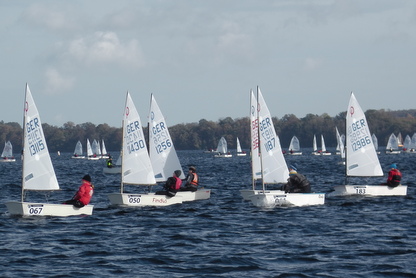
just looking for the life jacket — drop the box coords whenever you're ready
[389,169,402,187]
[190,173,199,186]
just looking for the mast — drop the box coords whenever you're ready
[21,84,28,202]
[257,86,265,193]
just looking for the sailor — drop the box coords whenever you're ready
[282,165,311,193]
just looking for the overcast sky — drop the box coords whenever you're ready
[1,1,415,128]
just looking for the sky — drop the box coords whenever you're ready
[1,0,416,128]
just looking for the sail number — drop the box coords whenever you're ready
[128,195,141,204]
[26,117,45,156]
[348,118,371,152]
[125,121,146,154]
[259,117,277,152]
[152,122,172,154]
[27,204,44,215]
[354,187,366,194]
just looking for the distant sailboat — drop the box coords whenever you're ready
[320,135,331,155]
[385,133,401,154]
[71,140,85,159]
[311,135,319,155]
[214,137,232,157]
[87,139,99,160]
[1,141,16,162]
[403,135,411,152]
[101,139,110,159]
[287,135,302,155]
[236,137,247,156]
[335,127,345,164]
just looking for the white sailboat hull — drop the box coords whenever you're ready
[6,202,93,217]
[327,184,407,197]
[385,150,401,154]
[248,192,325,208]
[237,153,247,156]
[103,166,122,174]
[240,189,284,201]
[0,158,16,162]
[108,193,182,206]
[288,152,302,155]
[71,155,85,159]
[214,153,232,158]
[176,189,211,202]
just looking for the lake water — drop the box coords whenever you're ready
[1,149,415,277]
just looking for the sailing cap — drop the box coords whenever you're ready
[82,174,91,182]
[189,166,196,172]
[289,170,297,176]
[289,165,297,171]
[390,163,397,169]
[174,170,182,177]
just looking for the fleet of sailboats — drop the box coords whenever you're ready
[5,84,94,216]
[327,92,407,197]
[3,85,411,216]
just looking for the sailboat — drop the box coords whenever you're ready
[101,139,110,159]
[86,139,99,160]
[92,139,102,158]
[327,92,407,197]
[371,134,380,154]
[71,140,85,159]
[108,92,183,206]
[6,84,93,216]
[236,137,247,156]
[148,94,210,202]
[311,135,320,155]
[214,137,232,157]
[1,141,16,162]
[103,150,122,174]
[335,127,345,164]
[385,133,401,154]
[403,135,412,152]
[410,133,416,153]
[287,135,302,155]
[243,87,325,207]
[320,135,331,155]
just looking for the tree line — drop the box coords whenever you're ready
[1,109,416,153]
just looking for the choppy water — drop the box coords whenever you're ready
[1,149,415,277]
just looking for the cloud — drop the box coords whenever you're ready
[23,3,78,31]
[44,68,74,95]
[68,32,145,68]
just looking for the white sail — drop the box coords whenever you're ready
[403,135,411,149]
[257,87,288,184]
[336,127,345,158]
[386,133,399,150]
[346,92,383,177]
[411,133,416,149]
[92,139,101,155]
[86,139,93,157]
[216,137,228,154]
[250,89,262,181]
[23,84,59,191]
[371,134,379,151]
[73,141,83,156]
[236,137,242,153]
[149,94,184,181]
[321,135,327,152]
[313,135,317,152]
[288,136,300,152]
[101,139,108,155]
[122,92,156,185]
[1,141,13,158]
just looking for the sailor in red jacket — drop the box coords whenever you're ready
[384,163,402,187]
[64,175,94,207]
